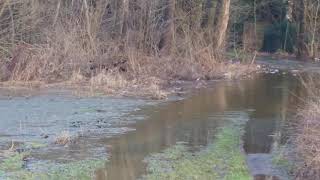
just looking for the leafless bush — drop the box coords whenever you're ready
[305,0,320,58]
[0,0,254,96]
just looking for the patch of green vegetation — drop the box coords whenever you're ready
[143,119,252,180]
[24,142,47,149]
[78,107,97,113]
[272,146,294,178]
[0,152,28,172]
[46,160,106,180]
[0,152,106,180]
[273,153,290,168]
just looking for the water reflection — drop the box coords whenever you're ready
[96,73,301,180]
[243,74,300,153]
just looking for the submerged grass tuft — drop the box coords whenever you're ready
[142,118,252,180]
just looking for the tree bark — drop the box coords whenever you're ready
[158,0,175,55]
[212,0,231,53]
[295,0,308,59]
[201,0,213,28]
[142,0,151,50]
[83,0,97,54]
[310,0,320,58]
[121,0,129,37]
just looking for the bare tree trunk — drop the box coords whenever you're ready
[287,0,294,21]
[295,0,308,59]
[53,0,61,26]
[310,0,320,58]
[201,0,213,28]
[284,0,293,51]
[83,0,97,54]
[8,3,15,48]
[159,0,175,55]
[121,0,129,37]
[212,0,231,53]
[142,0,151,51]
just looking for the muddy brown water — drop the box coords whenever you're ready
[93,73,300,180]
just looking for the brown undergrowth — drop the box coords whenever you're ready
[293,75,320,179]
[0,41,258,99]
[0,1,258,99]
[0,41,257,99]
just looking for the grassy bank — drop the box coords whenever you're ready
[142,117,251,180]
[0,148,105,180]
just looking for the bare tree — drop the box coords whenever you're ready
[158,0,175,55]
[201,0,213,28]
[295,0,308,59]
[121,0,129,37]
[309,0,320,58]
[212,0,231,53]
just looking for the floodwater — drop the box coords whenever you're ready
[0,92,152,161]
[95,73,300,179]
[0,70,303,179]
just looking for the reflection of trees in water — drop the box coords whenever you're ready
[242,74,301,153]
[97,74,303,179]
[272,74,304,152]
[99,84,234,179]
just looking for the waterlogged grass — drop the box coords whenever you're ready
[24,142,47,149]
[0,152,105,180]
[0,153,28,172]
[272,146,294,178]
[143,120,252,180]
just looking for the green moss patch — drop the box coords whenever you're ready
[143,118,252,180]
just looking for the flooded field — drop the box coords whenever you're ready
[0,66,304,179]
[98,73,299,179]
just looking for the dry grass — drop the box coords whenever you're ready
[0,0,259,99]
[294,75,320,179]
[54,131,72,146]
[295,102,320,179]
